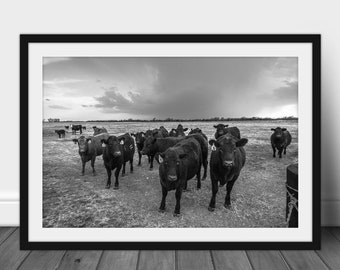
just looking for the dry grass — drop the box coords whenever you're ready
[43,120,298,228]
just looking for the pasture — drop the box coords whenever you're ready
[43,120,298,228]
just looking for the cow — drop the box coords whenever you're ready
[159,126,169,137]
[101,133,135,189]
[270,127,292,158]
[169,128,178,137]
[71,124,83,135]
[175,124,188,137]
[213,124,241,139]
[131,132,149,166]
[141,137,184,170]
[188,128,208,140]
[55,129,65,138]
[208,134,248,211]
[93,126,108,136]
[72,133,109,176]
[158,137,202,216]
[65,126,69,130]
[186,133,208,180]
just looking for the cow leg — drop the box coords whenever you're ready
[183,180,189,192]
[278,147,283,158]
[284,147,287,155]
[149,155,154,170]
[91,157,96,175]
[105,166,112,189]
[114,166,122,189]
[138,150,142,166]
[81,160,85,176]
[225,178,237,209]
[272,144,276,158]
[159,186,168,212]
[196,166,201,190]
[148,155,151,164]
[122,162,126,176]
[208,176,219,211]
[130,158,133,173]
[173,187,183,217]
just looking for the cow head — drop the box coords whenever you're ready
[159,148,186,182]
[189,128,202,135]
[176,124,188,137]
[169,128,178,137]
[209,134,248,168]
[55,130,59,133]
[141,136,157,155]
[213,124,229,137]
[131,132,145,144]
[101,136,124,157]
[73,136,92,153]
[271,127,287,141]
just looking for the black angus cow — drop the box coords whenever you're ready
[175,124,188,137]
[213,124,241,139]
[93,126,108,136]
[101,133,135,189]
[186,133,208,180]
[71,124,84,135]
[72,133,109,176]
[188,128,208,140]
[131,132,149,166]
[169,128,178,137]
[270,127,292,158]
[141,137,184,170]
[158,137,202,216]
[159,126,169,137]
[208,134,248,211]
[55,129,65,138]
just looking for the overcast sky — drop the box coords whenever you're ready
[43,57,298,121]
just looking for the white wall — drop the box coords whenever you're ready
[0,0,339,226]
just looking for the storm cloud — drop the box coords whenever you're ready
[43,57,298,120]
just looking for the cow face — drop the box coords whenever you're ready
[101,136,124,157]
[169,128,178,137]
[271,127,287,141]
[213,124,229,137]
[141,136,157,155]
[209,135,248,168]
[73,136,92,153]
[131,132,145,144]
[159,149,186,182]
[176,124,188,137]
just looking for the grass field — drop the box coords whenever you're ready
[43,120,298,228]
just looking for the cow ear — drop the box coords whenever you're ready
[209,139,217,146]
[101,139,108,144]
[72,139,78,144]
[131,133,135,137]
[271,128,275,131]
[282,128,287,131]
[159,155,164,163]
[224,124,229,127]
[183,128,188,131]
[213,125,218,128]
[236,138,248,147]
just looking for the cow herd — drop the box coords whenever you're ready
[56,123,292,217]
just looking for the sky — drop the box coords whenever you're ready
[43,57,298,121]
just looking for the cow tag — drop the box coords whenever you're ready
[88,140,91,144]
[120,140,124,145]
[211,144,217,151]
[142,134,145,137]
[159,156,163,163]
[102,143,106,147]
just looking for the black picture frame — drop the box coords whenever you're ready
[20,34,321,250]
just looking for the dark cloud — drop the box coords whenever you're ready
[258,81,298,105]
[49,105,71,110]
[45,98,50,101]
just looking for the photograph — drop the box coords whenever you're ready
[21,35,319,249]
[42,56,298,228]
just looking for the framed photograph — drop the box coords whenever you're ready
[20,34,321,249]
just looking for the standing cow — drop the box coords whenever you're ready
[55,129,65,138]
[158,137,202,216]
[213,124,241,139]
[270,127,292,158]
[101,133,135,189]
[72,133,109,176]
[141,137,184,170]
[131,132,149,166]
[71,124,83,135]
[208,134,248,211]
